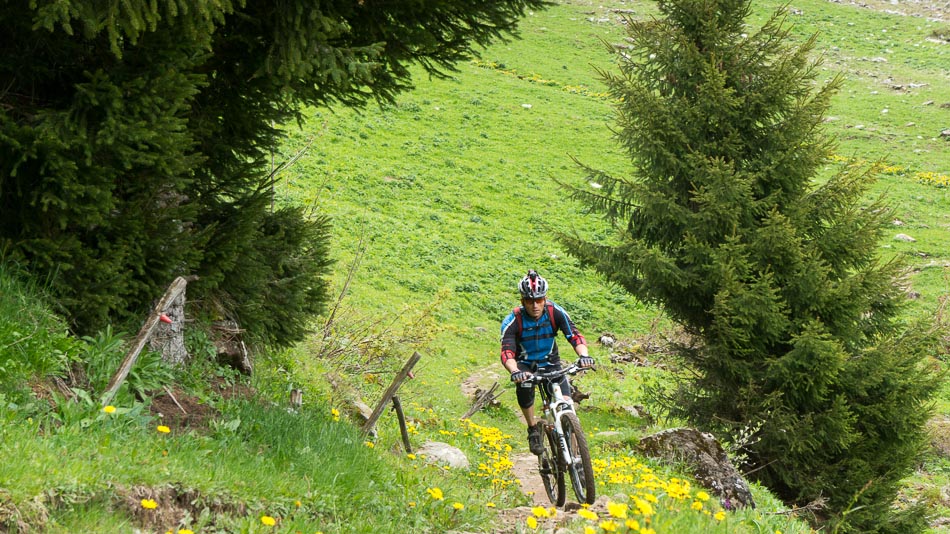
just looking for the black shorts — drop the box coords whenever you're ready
[515,361,571,409]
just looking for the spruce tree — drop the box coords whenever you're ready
[0,0,544,345]
[561,0,939,531]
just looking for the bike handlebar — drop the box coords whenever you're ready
[521,363,591,385]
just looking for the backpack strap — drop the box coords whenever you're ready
[513,307,523,335]
[514,305,558,335]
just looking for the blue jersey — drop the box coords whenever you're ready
[500,300,586,367]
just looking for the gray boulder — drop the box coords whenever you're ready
[638,427,755,509]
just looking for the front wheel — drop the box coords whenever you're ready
[561,412,596,504]
[538,424,566,506]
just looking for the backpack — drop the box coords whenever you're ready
[513,303,557,337]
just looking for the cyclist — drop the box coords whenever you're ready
[500,269,595,455]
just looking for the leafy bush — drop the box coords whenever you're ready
[80,326,174,404]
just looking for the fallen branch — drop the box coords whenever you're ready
[461,382,503,420]
[163,385,188,414]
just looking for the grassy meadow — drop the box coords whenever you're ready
[276,0,950,530]
[2,0,949,532]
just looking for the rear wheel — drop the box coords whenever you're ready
[562,412,596,504]
[538,424,565,506]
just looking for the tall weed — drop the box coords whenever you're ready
[0,263,76,399]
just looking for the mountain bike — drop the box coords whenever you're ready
[522,363,596,506]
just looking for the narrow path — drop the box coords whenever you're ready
[462,367,606,532]
[510,452,549,507]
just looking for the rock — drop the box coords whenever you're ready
[895,233,917,242]
[927,417,950,458]
[941,129,950,138]
[599,333,616,347]
[623,404,655,424]
[638,427,755,509]
[417,441,470,470]
[354,400,374,421]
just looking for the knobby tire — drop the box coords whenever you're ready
[561,412,596,504]
[539,424,566,506]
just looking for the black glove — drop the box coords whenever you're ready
[511,370,532,383]
[578,356,595,369]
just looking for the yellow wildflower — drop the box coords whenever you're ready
[486,502,496,508]
[407,454,416,460]
[260,515,276,526]
[178,530,193,534]
[714,510,726,521]
[691,500,703,510]
[364,441,375,448]
[584,528,596,534]
[140,499,157,509]
[103,405,116,414]
[696,490,710,501]
[578,509,598,521]
[157,425,170,433]
[294,500,301,507]
[625,519,640,531]
[634,496,654,516]
[526,516,538,529]
[532,506,550,518]
[408,501,416,508]
[600,520,619,532]
[426,487,444,501]
[453,502,464,510]
[607,501,628,519]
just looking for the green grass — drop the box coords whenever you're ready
[0,265,76,397]
[4,0,950,532]
[274,0,950,530]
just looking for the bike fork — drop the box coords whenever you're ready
[552,418,573,466]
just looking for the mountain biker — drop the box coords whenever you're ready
[500,269,595,455]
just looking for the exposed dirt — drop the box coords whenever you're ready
[148,377,255,433]
[510,452,552,507]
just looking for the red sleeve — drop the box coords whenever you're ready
[554,307,587,348]
[500,309,519,364]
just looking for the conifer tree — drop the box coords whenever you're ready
[0,0,544,345]
[561,0,939,531]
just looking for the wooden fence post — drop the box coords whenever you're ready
[362,351,422,434]
[392,395,412,454]
[101,276,189,406]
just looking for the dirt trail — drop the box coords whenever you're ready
[462,367,611,532]
[510,452,550,506]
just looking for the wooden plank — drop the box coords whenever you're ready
[101,276,188,406]
[361,351,422,434]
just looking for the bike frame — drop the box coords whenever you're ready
[532,365,580,466]
[524,363,596,506]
